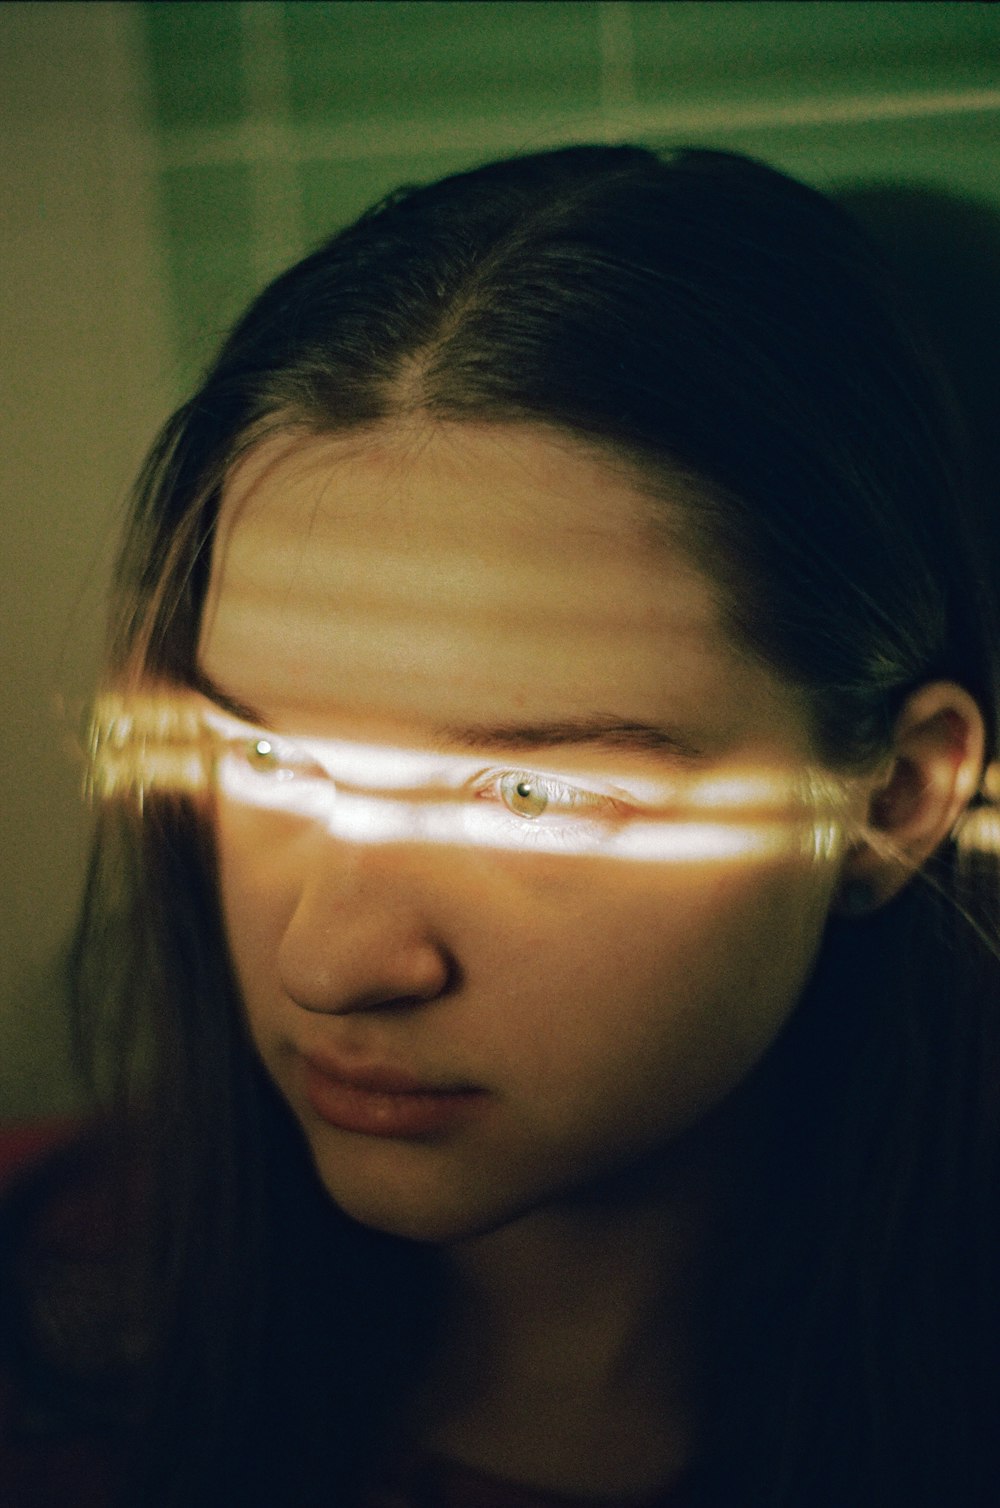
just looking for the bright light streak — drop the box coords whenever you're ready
[957,805,1000,856]
[984,761,1000,804]
[86,691,211,805]
[85,690,853,865]
[213,749,806,862]
[85,691,1000,864]
[954,762,1000,855]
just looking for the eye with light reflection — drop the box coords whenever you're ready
[503,774,549,819]
[216,730,336,814]
[86,694,877,864]
[474,768,631,842]
[246,737,278,772]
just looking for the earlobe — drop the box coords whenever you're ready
[836,681,986,915]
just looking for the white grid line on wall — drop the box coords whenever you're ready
[598,0,637,124]
[150,85,1000,169]
[239,0,303,285]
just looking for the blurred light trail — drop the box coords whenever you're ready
[85,689,1000,862]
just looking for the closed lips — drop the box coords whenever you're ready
[301,1053,479,1096]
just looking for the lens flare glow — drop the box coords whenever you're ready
[956,801,1000,856]
[84,692,1000,862]
[83,690,868,865]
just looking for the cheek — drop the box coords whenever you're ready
[210,814,837,1240]
[213,812,298,1012]
[482,855,834,1136]
[214,795,834,1156]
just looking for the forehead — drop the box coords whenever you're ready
[197,423,791,744]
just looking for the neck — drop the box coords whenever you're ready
[411,1134,727,1498]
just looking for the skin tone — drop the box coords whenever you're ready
[195,421,985,1497]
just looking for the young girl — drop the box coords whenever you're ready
[2,144,998,1508]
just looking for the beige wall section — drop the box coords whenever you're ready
[0,3,172,1116]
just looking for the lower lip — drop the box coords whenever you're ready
[303,1062,485,1138]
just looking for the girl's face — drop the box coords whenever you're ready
[198,423,848,1243]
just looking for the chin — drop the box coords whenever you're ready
[323,1184,510,1245]
[306,1140,588,1247]
[303,1145,499,1245]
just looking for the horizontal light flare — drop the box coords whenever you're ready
[956,806,1000,856]
[86,691,213,802]
[952,762,1000,855]
[233,787,809,864]
[83,691,1000,861]
[89,696,1000,807]
[95,693,837,811]
[214,757,834,865]
[201,704,466,792]
[82,690,845,863]
[94,747,209,801]
[982,761,1000,804]
[90,690,205,747]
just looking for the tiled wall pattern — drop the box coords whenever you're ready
[136,0,1000,389]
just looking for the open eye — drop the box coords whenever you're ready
[483,769,627,827]
[245,737,280,773]
[499,772,550,818]
[212,727,334,815]
[233,733,325,782]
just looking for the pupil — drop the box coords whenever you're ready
[499,771,547,818]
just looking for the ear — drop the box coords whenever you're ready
[837,681,986,915]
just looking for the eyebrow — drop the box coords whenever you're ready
[433,715,705,762]
[191,670,705,763]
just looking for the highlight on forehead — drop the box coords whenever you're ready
[200,424,751,754]
[206,423,730,662]
[216,419,705,544]
[198,422,739,742]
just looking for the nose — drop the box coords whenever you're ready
[276,844,455,1015]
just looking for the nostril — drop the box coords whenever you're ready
[280,934,458,1017]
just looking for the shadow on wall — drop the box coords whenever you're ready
[835,184,1000,580]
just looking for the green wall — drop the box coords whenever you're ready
[137,0,1000,390]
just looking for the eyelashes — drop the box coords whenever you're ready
[476,769,629,830]
[197,714,842,865]
[218,732,631,842]
[91,698,856,867]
